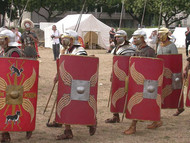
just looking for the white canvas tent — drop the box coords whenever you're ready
[173,27,186,48]
[44,14,111,49]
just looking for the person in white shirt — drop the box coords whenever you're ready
[169,31,176,43]
[15,27,21,42]
[148,30,157,50]
[51,25,61,61]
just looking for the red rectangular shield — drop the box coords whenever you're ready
[126,57,164,121]
[110,56,130,113]
[0,57,39,131]
[186,72,190,107]
[55,55,99,125]
[157,54,183,109]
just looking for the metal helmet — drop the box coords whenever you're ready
[61,30,81,46]
[115,30,127,37]
[21,18,34,29]
[132,29,147,40]
[158,27,170,42]
[0,29,20,47]
[132,29,147,45]
[115,30,127,45]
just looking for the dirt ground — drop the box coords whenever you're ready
[9,48,190,143]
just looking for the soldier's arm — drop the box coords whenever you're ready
[171,44,178,54]
[184,58,190,78]
[29,33,39,43]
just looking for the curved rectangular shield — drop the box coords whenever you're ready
[186,72,190,107]
[157,54,183,109]
[55,55,99,125]
[110,56,130,113]
[126,57,164,121]
[0,57,39,131]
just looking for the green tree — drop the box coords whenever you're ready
[0,0,9,26]
[157,0,190,27]
[124,0,190,28]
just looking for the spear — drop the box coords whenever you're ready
[75,0,86,32]
[43,81,57,114]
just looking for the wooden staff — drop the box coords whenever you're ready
[107,83,112,107]
[43,81,57,114]
[121,94,128,122]
[178,79,185,108]
[47,92,58,125]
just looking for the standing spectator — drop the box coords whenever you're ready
[148,30,157,51]
[15,27,22,49]
[185,27,190,57]
[107,39,115,53]
[109,27,115,42]
[10,27,22,48]
[51,25,61,61]
[169,31,176,43]
[15,27,21,42]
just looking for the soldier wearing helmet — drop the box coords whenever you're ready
[21,19,39,59]
[105,30,136,124]
[0,29,23,57]
[157,27,178,55]
[111,30,136,55]
[0,28,32,142]
[157,27,184,117]
[60,30,87,55]
[124,29,156,135]
[132,29,155,57]
[47,30,96,140]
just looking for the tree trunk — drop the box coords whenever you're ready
[2,13,5,27]
[0,14,1,27]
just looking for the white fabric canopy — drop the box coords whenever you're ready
[173,27,186,48]
[43,14,111,49]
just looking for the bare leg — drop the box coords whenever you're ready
[56,125,73,140]
[26,131,32,139]
[123,120,137,135]
[1,132,11,142]
[147,120,163,129]
[173,108,185,116]
[105,113,120,123]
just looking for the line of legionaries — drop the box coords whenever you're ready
[0,19,189,142]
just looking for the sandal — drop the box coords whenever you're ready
[26,131,32,139]
[56,129,73,140]
[89,119,97,136]
[105,113,120,123]
[147,121,163,129]
[1,132,11,143]
[173,108,185,116]
[46,121,62,127]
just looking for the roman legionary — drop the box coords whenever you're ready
[0,29,23,57]
[21,19,39,59]
[0,29,34,142]
[105,30,136,123]
[47,30,97,140]
[124,29,158,135]
[157,27,184,116]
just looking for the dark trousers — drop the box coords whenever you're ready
[186,40,190,56]
[52,44,60,60]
